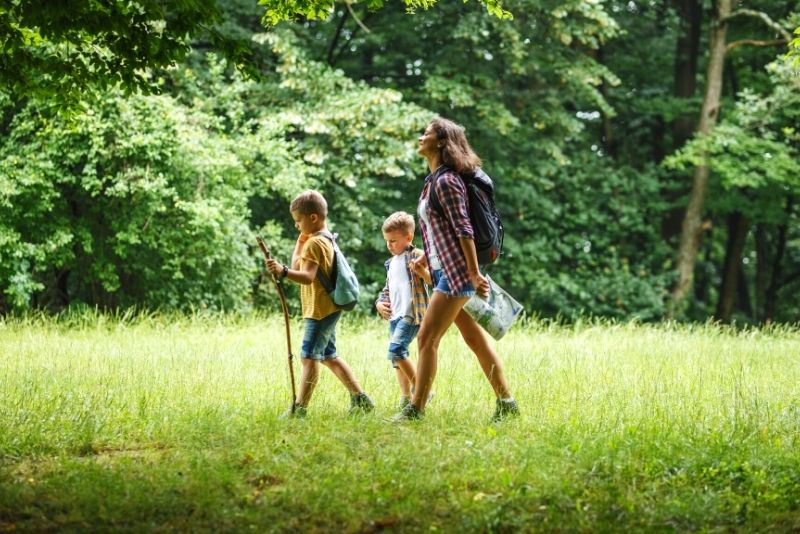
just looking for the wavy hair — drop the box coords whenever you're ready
[429,117,482,175]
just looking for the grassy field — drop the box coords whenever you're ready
[1,312,799,533]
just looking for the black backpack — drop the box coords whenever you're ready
[428,166,504,265]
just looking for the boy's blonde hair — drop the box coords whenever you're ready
[290,190,328,218]
[382,211,415,235]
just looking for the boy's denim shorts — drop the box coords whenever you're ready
[301,311,341,361]
[431,268,476,298]
[387,316,420,368]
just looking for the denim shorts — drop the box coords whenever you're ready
[387,316,420,368]
[300,311,341,360]
[431,268,476,298]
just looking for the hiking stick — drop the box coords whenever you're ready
[256,236,297,412]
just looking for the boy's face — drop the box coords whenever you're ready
[291,210,321,235]
[383,230,413,256]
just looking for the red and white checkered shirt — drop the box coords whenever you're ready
[418,167,475,295]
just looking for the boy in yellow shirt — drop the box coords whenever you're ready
[266,190,374,417]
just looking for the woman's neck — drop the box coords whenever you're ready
[427,155,442,174]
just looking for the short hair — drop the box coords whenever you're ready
[382,211,415,235]
[290,190,328,218]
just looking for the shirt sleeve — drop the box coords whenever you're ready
[436,171,474,238]
[301,237,325,268]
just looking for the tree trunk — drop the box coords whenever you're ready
[736,263,752,319]
[672,0,702,149]
[754,224,769,319]
[661,0,702,242]
[668,0,732,317]
[764,196,794,323]
[715,211,749,322]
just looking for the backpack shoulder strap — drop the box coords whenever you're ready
[427,165,457,217]
[313,231,337,293]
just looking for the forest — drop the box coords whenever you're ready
[1,0,799,324]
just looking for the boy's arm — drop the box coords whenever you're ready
[266,235,319,285]
[266,257,317,285]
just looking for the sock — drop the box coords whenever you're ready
[500,397,515,403]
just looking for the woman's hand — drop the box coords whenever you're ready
[410,254,428,270]
[470,270,491,299]
[410,255,432,285]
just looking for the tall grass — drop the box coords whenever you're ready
[1,313,799,532]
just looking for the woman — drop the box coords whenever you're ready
[390,117,518,423]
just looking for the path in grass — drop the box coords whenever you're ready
[1,314,799,532]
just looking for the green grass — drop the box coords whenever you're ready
[1,313,800,532]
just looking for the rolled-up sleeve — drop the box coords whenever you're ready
[437,172,474,238]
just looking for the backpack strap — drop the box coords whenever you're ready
[313,231,338,293]
[427,165,453,218]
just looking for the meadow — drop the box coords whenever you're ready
[1,312,799,532]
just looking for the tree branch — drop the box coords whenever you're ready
[345,0,371,34]
[721,9,792,41]
[726,38,788,53]
[327,12,348,65]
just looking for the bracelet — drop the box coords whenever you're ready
[281,265,289,279]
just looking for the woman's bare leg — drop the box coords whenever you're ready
[453,310,512,398]
[412,292,469,410]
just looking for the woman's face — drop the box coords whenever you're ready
[418,123,440,158]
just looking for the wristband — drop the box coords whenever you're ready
[281,265,289,279]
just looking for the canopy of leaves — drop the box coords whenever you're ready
[0,0,257,109]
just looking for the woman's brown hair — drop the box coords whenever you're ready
[429,117,482,175]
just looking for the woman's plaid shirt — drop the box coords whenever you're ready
[418,167,475,295]
[376,246,430,325]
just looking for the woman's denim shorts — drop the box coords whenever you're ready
[387,316,420,368]
[300,311,341,360]
[431,268,476,298]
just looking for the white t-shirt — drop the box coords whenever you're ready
[418,197,442,270]
[388,254,413,321]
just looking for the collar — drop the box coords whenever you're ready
[424,164,447,183]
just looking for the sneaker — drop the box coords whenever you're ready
[280,403,307,419]
[399,396,411,409]
[386,402,423,423]
[491,398,519,422]
[349,392,375,415]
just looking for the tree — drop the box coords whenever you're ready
[259,0,512,25]
[668,2,792,316]
[666,55,800,323]
[0,0,256,108]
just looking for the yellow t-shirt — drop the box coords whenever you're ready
[300,234,338,320]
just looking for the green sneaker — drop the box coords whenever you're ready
[491,398,519,422]
[349,392,375,415]
[280,403,307,419]
[386,403,423,423]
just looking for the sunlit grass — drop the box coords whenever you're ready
[1,313,799,531]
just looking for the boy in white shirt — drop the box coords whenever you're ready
[375,212,431,408]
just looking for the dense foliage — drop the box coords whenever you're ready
[1,0,798,323]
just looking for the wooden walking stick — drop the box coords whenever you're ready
[256,236,298,413]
